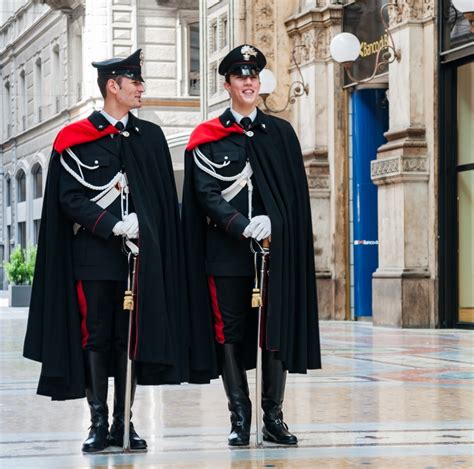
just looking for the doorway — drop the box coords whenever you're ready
[349,88,389,319]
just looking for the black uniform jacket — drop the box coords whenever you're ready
[193,129,265,276]
[23,111,189,400]
[59,129,130,280]
[182,108,321,382]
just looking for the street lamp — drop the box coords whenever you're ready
[259,45,309,113]
[329,32,361,64]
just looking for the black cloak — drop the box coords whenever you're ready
[23,112,189,400]
[182,110,321,383]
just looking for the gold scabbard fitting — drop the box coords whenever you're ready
[123,290,134,311]
[251,288,262,308]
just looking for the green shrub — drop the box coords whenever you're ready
[4,246,37,285]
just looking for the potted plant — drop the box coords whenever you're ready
[4,246,36,307]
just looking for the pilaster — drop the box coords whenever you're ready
[371,2,437,327]
[285,6,347,320]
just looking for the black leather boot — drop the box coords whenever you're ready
[221,344,251,446]
[108,349,147,451]
[262,350,297,445]
[82,351,110,453]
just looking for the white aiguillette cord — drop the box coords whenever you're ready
[193,145,254,219]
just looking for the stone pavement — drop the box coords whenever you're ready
[0,299,473,468]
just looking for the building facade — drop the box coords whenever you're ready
[2,0,472,328]
[0,0,199,286]
[199,0,473,328]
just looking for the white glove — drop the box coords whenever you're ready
[122,212,139,239]
[112,221,126,236]
[243,215,271,241]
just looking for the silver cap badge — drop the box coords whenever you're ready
[241,45,257,61]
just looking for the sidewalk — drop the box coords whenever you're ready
[0,304,473,468]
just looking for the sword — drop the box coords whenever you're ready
[251,238,270,447]
[122,240,139,452]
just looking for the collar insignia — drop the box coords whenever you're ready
[241,45,257,61]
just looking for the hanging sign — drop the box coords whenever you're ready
[343,0,389,86]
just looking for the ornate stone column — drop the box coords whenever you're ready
[371,0,437,327]
[285,5,348,320]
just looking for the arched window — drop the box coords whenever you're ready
[32,164,43,199]
[16,170,26,203]
[5,176,11,207]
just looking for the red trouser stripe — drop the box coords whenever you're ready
[76,280,89,348]
[208,275,225,344]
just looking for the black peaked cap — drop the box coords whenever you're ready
[92,48,144,82]
[218,44,267,76]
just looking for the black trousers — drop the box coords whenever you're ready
[76,280,129,353]
[208,275,258,344]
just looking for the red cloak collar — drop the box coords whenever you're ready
[53,118,119,154]
[186,117,243,151]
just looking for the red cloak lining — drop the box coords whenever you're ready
[186,117,243,151]
[53,118,118,154]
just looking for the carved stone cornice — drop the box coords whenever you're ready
[371,126,429,184]
[285,7,343,36]
[390,0,435,23]
[285,7,343,63]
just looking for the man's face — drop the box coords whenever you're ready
[224,74,261,110]
[109,77,145,110]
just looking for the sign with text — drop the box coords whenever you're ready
[343,0,389,86]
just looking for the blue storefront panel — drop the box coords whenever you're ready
[352,89,389,317]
